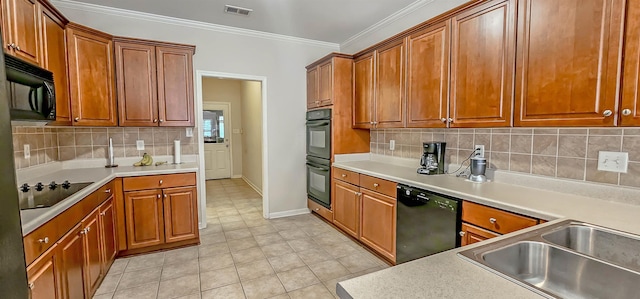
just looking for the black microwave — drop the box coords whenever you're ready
[5,54,55,121]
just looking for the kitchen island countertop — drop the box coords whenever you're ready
[333,160,640,299]
[20,163,199,236]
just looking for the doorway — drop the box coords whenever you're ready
[195,71,268,228]
[203,102,231,180]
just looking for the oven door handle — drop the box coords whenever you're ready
[306,121,330,127]
[306,163,329,171]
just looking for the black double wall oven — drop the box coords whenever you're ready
[306,109,331,208]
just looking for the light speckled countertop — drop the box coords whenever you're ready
[333,160,640,299]
[20,163,198,236]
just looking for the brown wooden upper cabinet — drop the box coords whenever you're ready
[115,38,195,127]
[306,54,344,110]
[353,39,406,129]
[66,23,118,126]
[514,0,625,127]
[449,0,515,128]
[621,0,640,126]
[39,4,71,123]
[407,20,450,128]
[2,0,42,65]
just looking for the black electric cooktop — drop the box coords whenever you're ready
[18,181,93,210]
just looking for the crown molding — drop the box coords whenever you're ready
[340,0,436,51]
[50,0,340,49]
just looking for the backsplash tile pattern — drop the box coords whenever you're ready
[371,128,640,189]
[12,126,197,169]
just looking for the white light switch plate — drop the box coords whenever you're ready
[136,140,145,150]
[597,151,628,173]
[185,127,193,137]
[24,144,30,159]
[390,140,395,151]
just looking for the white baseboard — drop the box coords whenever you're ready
[242,176,263,196]
[268,208,310,219]
[231,175,242,179]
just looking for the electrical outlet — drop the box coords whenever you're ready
[185,127,193,137]
[136,140,145,150]
[597,151,628,173]
[474,145,485,158]
[390,140,395,151]
[24,144,30,159]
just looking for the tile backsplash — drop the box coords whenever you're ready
[12,126,197,169]
[371,128,640,189]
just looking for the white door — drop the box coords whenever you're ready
[203,103,231,180]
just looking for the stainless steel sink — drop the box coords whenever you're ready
[459,220,640,299]
[542,223,640,273]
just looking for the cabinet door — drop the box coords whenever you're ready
[450,0,515,128]
[360,189,396,261]
[163,186,199,243]
[375,39,406,128]
[115,41,158,126]
[27,245,59,299]
[99,197,118,271]
[353,53,375,129]
[66,24,117,126]
[57,224,85,299]
[318,61,333,106]
[332,179,360,238]
[4,0,41,65]
[514,0,624,126]
[125,189,165,249]
[156,46,195,126]
[407,20,450,128]
[40,8,70,123]
[82,209,102,297]
[621,0,640,126]
[307,67,318,109]
[460,223,499,246]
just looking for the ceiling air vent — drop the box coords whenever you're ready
[224,5,253,16]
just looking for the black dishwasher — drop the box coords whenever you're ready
[396,184,461,264]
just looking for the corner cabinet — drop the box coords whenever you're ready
[2,0,41,65]
[115,38,195,127]
[121,173,199,254]
[514,0,625,127]
[66,23,117,126]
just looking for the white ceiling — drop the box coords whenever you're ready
[66,0,420,43]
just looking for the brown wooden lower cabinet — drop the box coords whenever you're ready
[460,223,499,246]
[57,223,86,299]
[360,189,397,261]
[99,198,118,269]
[121,173,199,253]
[27,244,60,299]
[332,179,360,238]
[83,209,103,297]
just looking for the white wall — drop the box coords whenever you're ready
[340,0,471,54]
[54,2,338,215]
[240,81,263,191]
[202,78,243,177]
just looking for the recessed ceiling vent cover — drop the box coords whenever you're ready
[224,5,253,16]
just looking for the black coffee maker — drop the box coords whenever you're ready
[417,142,446,175]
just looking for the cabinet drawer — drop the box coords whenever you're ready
[308,199,333,222]
[333,168,359,185]
[123,173,196,191]
[460,223,500,246]
[359,174,397,197]
[96,180,115,203]
[462,201,537,235]
[24,217,61,266]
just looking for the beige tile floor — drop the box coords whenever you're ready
[93,178,388,299]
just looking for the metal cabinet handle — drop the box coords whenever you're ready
[448,118,454,123]
[80,229,87,235]
[157,194,161,199]
[159,180,163,185]
[459,231,466,237]
[356,192,362,196]
[341,174,347,178]
[99,212,106,216]
[7,43,15,49]
[164,194,167,198]
[86,226,91,232]
[489,218,497,224]
[153,119,158,123]
[38,237,49,244]
[74,117,79,122]
[441,118,447,123]
[28,282,34,290]
[104,189,111,194]
[603,110,613,117]
[15,45,20,51]
[314,208,319,211]
[622,109,632,116]
[373,183,379,188]
[159,119,164,123]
